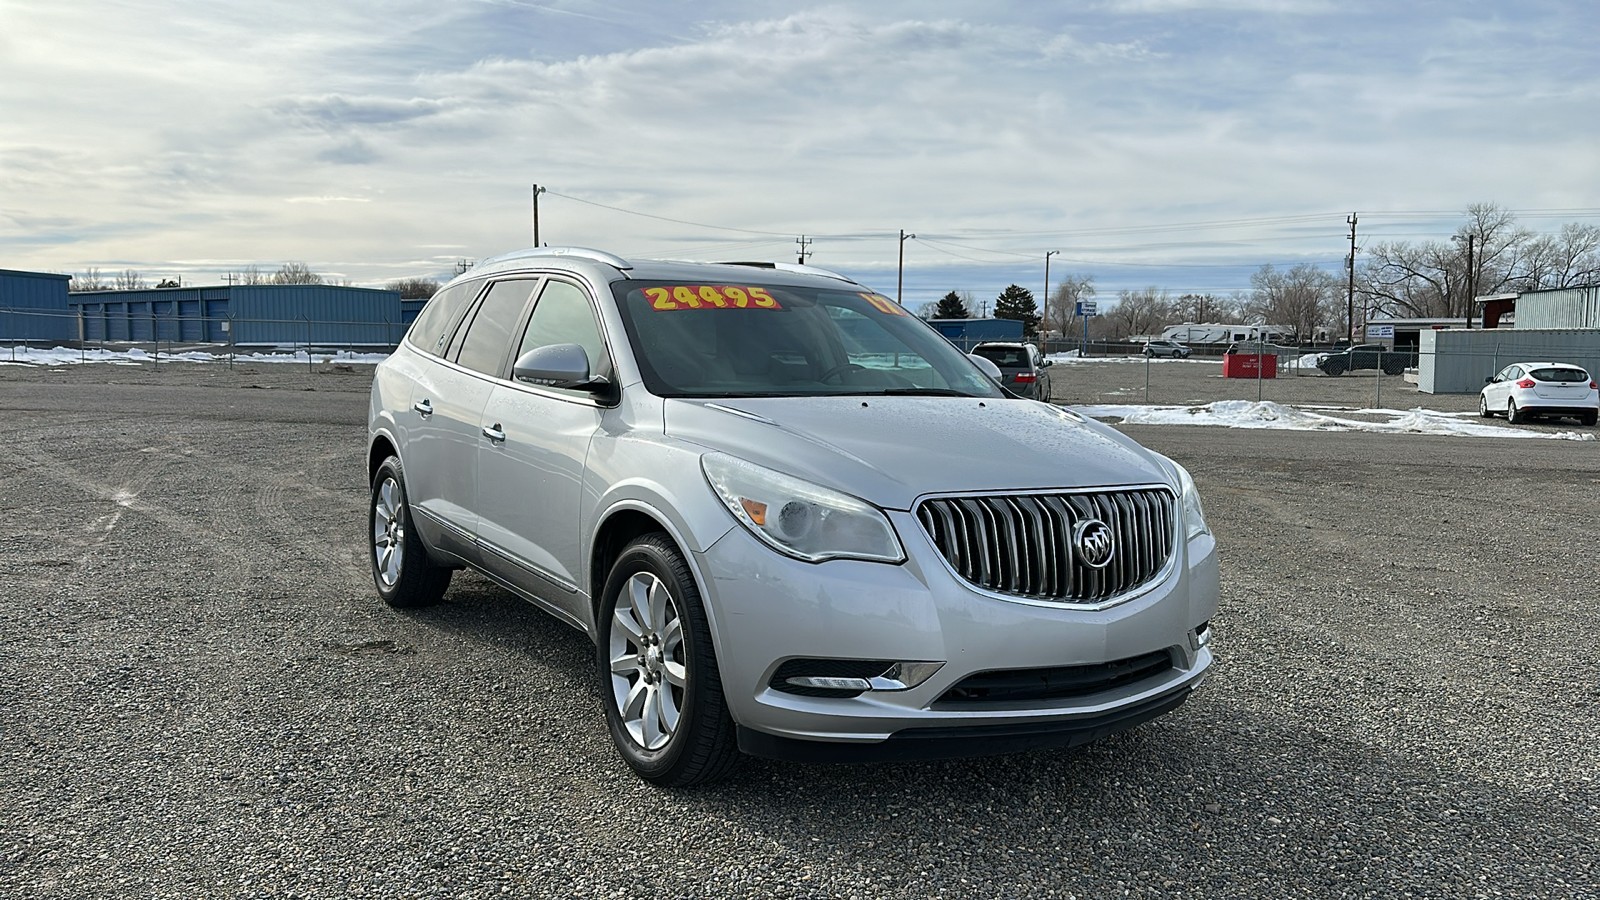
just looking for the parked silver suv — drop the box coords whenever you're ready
[367,248,1220,786]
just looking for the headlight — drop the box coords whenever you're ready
[701,453,904,564]
[1151,454,1210,541]
[1171,461,1211,541]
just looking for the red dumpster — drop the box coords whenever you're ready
[1221,353,1277,379]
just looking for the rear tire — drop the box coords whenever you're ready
[1581,410,1597,427]
[598,534,738,787]
[1506,400,1525,425]
[369,455,452,608]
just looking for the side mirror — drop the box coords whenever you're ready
[513,343,610,394]
[1484,376,1493,384]
[967,354,1003,382]
[1040,358,1054,368]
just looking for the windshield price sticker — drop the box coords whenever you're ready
[860,293,906,316]
[644,285,782,311]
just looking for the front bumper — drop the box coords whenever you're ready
[694,509,1220,758]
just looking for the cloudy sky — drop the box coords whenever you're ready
[2,0,1597,311]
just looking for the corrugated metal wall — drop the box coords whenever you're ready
[1419,328,1600,393]
[0,269,74,341]
[66,284,402,346]
[72,288,232,343]
[930,318,1027,351]
[231,285,403,346]
[1514,286,1600,330]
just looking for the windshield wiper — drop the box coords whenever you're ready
[865,387,979,397]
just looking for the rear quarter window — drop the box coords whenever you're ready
[406,282,478,356]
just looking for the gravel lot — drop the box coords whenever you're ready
[2,359,1596,899]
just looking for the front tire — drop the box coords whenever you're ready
[598,534,737,787]
[1479,395,1492,418]
[369,455,452,608]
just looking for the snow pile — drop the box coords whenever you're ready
[1077,400,1596,441]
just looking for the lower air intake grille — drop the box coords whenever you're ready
[916,487,1177,604]
[938,650,1174,705]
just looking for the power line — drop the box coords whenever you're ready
[543,190,796,237]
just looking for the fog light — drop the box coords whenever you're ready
[1189,622,1212,651]
[786,675,874,692]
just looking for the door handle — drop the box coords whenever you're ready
[413,399,434,417]
[482,423,506,443]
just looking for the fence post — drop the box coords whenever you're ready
[228,316,235,370]
[304,315,313,374]
[1375,349,1382,409]
[1144,351,1151,403]
[1256,334,1264,403]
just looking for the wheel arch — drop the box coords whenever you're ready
[368,432,399,484]
[589,503,714,633]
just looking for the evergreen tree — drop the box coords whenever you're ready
[933,290,971,319]
[993,284,1040,335]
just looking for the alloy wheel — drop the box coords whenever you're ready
[372,475,405,587]
[608,572,687,751]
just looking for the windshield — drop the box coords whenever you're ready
[612,280,1005,399]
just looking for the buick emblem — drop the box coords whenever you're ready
[1074,519,1116,569]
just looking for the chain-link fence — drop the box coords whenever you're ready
[1,306,406,373]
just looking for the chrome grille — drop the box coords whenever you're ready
[916,488,1177,604]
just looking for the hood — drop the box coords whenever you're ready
[664,396,1170,511]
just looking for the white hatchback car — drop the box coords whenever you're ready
[368,247,1220,786]
[1480,362,1599,426]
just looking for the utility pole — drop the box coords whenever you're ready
[1346,213,1358,344]
[897,230,915,305]
[1464,233,1475,328]
[796,235,812,265]
[532,184,546,247]
[1043,250,1059,337]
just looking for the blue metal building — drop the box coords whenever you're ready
[929,317,1026,350]
[68,283,404,347]
[0,269,74,341]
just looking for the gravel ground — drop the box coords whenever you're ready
[2,360,1597,899]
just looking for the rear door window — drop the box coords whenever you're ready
[454,279,541,376]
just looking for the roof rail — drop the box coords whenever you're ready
[477,246,632,270]
[719,260,857,284]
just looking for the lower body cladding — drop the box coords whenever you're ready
[695,511,1220,763]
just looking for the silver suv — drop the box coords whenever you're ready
[367,248,1220,786]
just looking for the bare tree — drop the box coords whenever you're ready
[1103,287,1173,340]
[1358,203,1552,319]
[238,265,268,285]
[270,262,324,285]
[1519,223,1600,290]
[71,267,109,292]
[386,277,442,300]
[1045,275,1095,337]
[114,269,146,290]
[1245,264,1339,340]
[1170,292,1241,324]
